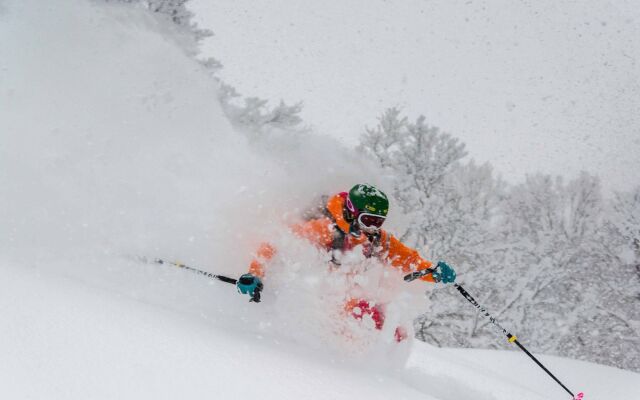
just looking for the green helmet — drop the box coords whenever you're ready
[347,183,389,217]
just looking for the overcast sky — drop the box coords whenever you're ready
[191,0,639,192]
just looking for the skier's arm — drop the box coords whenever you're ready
[291,217,335,249]
[248,242,276,278]
[236,242,274,302]
[386,235,436,282]
[246,217,332,279]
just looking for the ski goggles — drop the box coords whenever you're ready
[357,212,386,230]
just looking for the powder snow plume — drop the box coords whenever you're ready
[0,0,408,357]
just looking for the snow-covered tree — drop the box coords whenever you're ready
[361,109,639,371]
[105,0,216,64]
[606,187,640,276]
[499,173,605,350]
[218,83,304,134]
[412,161,508,348]
[359,109,505,347]
[582,186,640,370]
[358,108,468,250]
[107,0,212,42]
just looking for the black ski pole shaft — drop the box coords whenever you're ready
[403,268,579,399]
[154,258,237,285]
[403,267,437,282]
[453,283,578,399]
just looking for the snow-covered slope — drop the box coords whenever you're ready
[0,262,427,400]
[2,260,639,400]
[1,1,638,399]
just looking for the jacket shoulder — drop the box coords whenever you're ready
[291,217,334,247]
[326,193,350,233]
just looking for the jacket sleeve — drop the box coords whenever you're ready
[291,217,335,249]
[248,217,334,278]
[248,242,276,278]
[386,234,436,282]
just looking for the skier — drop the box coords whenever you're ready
[235,183,457,340]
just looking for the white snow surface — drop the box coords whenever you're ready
[2,260,639,400]
[1,1,639,399]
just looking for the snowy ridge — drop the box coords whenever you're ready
[0,1,638,399]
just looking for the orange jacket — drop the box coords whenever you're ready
[249,193,436,282]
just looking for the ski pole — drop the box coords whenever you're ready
[133,256,261,303]
[404,269,583,400]
[403,267,437,282]
[454,284,581,399]
[153,258,238,285]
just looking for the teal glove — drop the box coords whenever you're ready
[432,261,456,284]
[236,273,264,302]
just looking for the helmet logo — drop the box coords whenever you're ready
[365,204,376,212]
